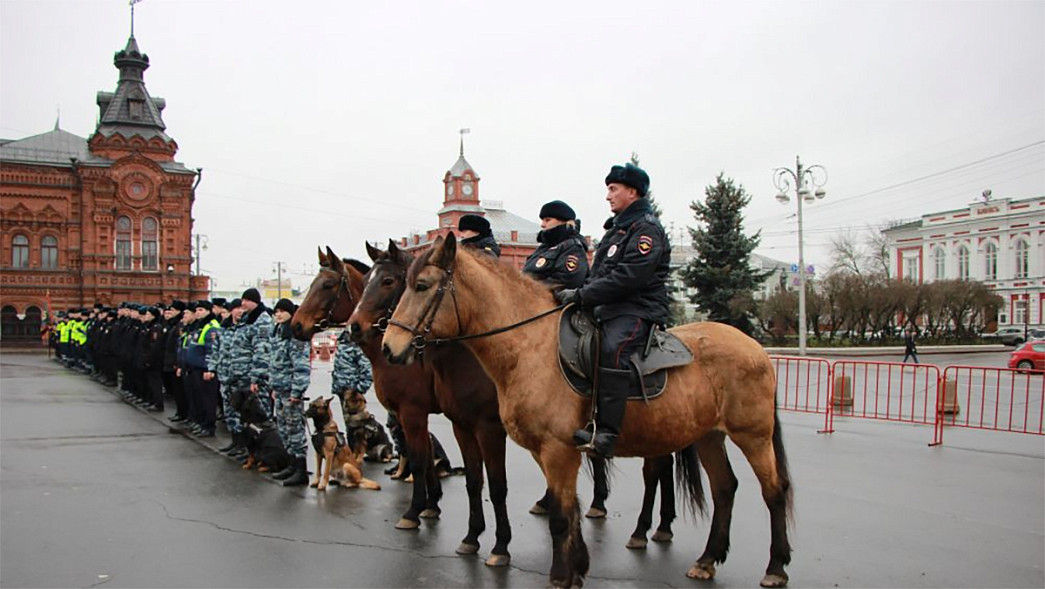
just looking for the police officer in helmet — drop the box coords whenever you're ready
[555,162,671,458]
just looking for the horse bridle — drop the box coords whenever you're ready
[315,268,356,331]
[385,263,462,351]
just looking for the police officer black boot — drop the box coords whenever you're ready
[281,457,309,487]
[270,460,298,481]
[573,367,630,459]
[217,433,239,453]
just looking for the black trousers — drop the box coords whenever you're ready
[599,315,652,371]
[163,370,186,418]
[188,370,219,431]
[145,368,164,408]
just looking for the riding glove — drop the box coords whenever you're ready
[555,288,582,305]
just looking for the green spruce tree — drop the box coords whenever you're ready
[680,173,769,335]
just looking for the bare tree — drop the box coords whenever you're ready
[829,229,865,276]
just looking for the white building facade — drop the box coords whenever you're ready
[882,196,1044,328]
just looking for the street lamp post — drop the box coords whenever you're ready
[773,156,827,356]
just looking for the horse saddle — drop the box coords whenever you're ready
[557,304,694,401]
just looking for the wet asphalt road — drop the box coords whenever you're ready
[1,351,1042,588]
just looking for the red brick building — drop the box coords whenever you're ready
[398,140,541,268]
[0,34,207,343]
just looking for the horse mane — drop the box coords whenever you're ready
[342,258,371,276]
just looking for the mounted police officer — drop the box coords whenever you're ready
[457,214,501,257]
[555,162,671,459]
[523,200,589,288]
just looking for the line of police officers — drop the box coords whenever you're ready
[50,286,376,488]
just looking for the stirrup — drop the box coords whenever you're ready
[573,421,596,451]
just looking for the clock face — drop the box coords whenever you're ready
[446,183,454,196]
[462,183,473,196]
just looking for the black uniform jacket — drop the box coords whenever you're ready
[460,234,501,258]
[522,224,589,289]
[580,198,671,324]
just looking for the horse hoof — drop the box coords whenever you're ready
[456,542,479,555]
[529,503,549,515]
[625,536,647,550]
[484,553,511,567]
[584,507,606,519]
[651,530,673,543]
[394,518,420,530]
[760,573,789,587]
[686,562,716,580]
[419,508,441,519]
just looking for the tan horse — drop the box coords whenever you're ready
[382,233,793,589]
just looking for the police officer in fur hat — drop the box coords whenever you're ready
[523,200,589,289]
[555,162,671,458]
[457,214,501,257]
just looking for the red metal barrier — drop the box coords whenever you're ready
[829,361,941,439]
[771,356,833,431]
[935,366,1045,445]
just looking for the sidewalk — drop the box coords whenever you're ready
[763,343,1009,356]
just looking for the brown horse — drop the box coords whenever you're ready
[291,248,445,534]
[345,240,512,565]
[382,234,794,588]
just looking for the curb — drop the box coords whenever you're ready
[763,345,1010,356]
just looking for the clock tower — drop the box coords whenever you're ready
[437,131,484,232]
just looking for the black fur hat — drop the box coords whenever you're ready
[539,200,576,221]
[241,287,262,304]
[457,214,491,236]
[605,162,649,197]
[170,300,187,312]
[211,297,228,309]
[274,298,297,315]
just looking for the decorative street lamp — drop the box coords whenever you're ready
[773,156,827,356]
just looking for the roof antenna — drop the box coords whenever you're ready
[55,104,60,130]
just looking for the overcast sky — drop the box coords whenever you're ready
[2,0,1043,292]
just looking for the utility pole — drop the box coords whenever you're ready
[273,261,287,300]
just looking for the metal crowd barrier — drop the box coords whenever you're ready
[769,356,1044,446]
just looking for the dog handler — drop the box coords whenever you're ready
[268,298,313,487]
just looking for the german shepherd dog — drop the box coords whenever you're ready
[231,388,293,474]
[305,396,380,491]
[341,390,394,463]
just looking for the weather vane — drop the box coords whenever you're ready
[459,128,470,156]
[130,0,143,37]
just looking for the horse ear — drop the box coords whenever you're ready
[432,233,457,269]
[326,247,345,273]
[365,241,383,263]
[387,239,400,256]
[318,246,329,267]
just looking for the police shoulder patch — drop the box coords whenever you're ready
[565,254,579,272]
[637,235,654,255]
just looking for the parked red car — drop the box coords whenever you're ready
[1007,341,1045,372]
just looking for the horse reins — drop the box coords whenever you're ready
[385,262,567,351]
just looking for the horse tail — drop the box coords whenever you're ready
[584,454,614,496]
[674,442,707,519]
[772,407,795,525]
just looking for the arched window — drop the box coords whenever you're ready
[11,234,29,268]
[957,245,970,281]
[41,236,58,269]
[141,217,158,271]
[984,242,997,281]
[115,216,132,270]
[1014,239,1029,279]
[934,248,946,280]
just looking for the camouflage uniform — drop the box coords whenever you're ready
[330,331,373,400]
[270,322,311,460]
[209,319,243,435]
[240,306,274,416]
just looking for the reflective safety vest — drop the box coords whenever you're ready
[58,321,71,343]
[196,319,221,344]
[71,320,86,345]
